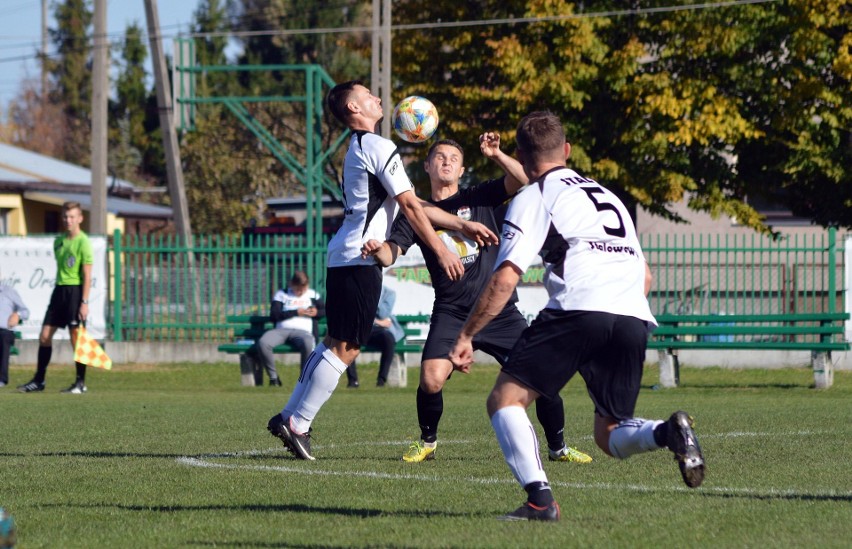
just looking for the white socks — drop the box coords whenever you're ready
[491,406,549,488]
[284,343,349,434]
[608,418,663,459]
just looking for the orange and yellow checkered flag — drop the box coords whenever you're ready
[74,327,112,370]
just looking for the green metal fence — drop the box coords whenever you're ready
[642,229,847,317]
[107,229,847,342]
[110,231,329,342]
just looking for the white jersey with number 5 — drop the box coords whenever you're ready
[497,167,656,324]
[327,131,414,267]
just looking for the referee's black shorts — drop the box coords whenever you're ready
[503,309,651,421]
[43,285,83,329]
[423,305,528,367]
[324,265,382,346]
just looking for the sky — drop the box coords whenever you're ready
[0,0,202,108]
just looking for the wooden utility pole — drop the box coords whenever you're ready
[371,0,392,137]
[143,0,193,240]
[41,0,48,98]
[144,0,199,316]
[89,0,108,235]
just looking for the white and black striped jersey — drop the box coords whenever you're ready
[497,167,656,324]
[327,131,414,267]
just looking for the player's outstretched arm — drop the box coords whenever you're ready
[397,191,464,281]
[361,239,402,267]
[420,201,499,246]
[480,132,528,195]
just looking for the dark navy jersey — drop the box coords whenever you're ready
[388,177,519,314]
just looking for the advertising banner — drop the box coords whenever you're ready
[381,243,549,323]
[0,236,108,340]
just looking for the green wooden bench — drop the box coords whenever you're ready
[648,313,851,389]
[218,314,429,387]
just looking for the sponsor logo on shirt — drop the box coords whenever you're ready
[66,256,77,268]
[389,160,398,175]
[456,206,471,221]
[502,228,516,240]
[588,241,638,256]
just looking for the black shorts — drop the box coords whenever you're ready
[423,305,528,367]
[504,309,651,421]
[324,265,382,346]
[43,285,83,329]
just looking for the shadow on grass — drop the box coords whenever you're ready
[188,542,355,548]
[43,501,484,519]
[0,450,193,459]
[701,491,852,503]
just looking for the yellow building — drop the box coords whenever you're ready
[0,143,172,236]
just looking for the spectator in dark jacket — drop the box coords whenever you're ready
[249,271,325,386]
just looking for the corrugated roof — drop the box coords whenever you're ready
[24,191,172,219]
[0,142,135,189]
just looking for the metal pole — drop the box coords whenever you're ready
[89,0,108,235]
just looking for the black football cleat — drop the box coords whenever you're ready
[498,501,560,522]
[667,411,705,488]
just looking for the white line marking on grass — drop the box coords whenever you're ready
[176,443,852,500]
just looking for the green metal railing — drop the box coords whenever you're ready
[107,229,847,342]
[642,229,846,317]
[110,230,329,342]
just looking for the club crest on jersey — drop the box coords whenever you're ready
[456,206,471,221]
[66,256,77,268]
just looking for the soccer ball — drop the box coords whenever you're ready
[0,508,16,549]
[392,96,439,143]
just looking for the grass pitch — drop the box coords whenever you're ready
[1,361,851,548]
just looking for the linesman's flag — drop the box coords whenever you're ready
[74,327,112,370]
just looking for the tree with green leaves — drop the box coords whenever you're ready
[46,0,93,164]
[389,0,851,230]
[110,21,148,183]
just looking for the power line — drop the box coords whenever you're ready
[186,0,779,40]
[0,0,779,66]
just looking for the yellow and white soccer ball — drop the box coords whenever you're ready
[392,96,439,143]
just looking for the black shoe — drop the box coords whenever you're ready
[17,380,45,393]
[269,378,282,387]
[376,380,386,387]
[267,414,315,461]
[288,425,315,461]
[498,501,560,522]
[667,411,705,488]
[267,413,294,454]
[347,380,359,388]
[61,381,88,394]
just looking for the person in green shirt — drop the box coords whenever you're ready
[18,201,94,394]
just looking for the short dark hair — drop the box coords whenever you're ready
[426,139,464,162]
[289,271,309,287]
[516,111,565,161]
[326,80,363,124]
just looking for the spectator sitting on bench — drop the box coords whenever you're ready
[346,284,404,388]
[248,271,325,386]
